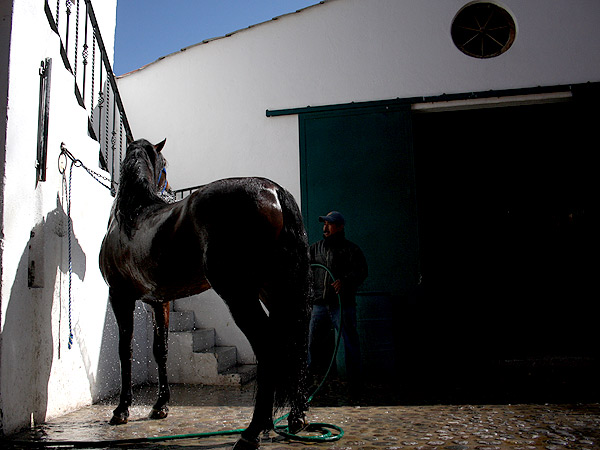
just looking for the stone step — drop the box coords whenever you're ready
[152,330,247,385]
[168,329,216,355]
[163,345,240,385]
[192,328,215,352]
[154,303,257,386]
[169,310,195,332]
[219,364,258,386]
[205,346,237,373]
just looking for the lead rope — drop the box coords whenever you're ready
[59,143,115,350]
[66,160,74,349]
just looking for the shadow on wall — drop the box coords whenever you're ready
[92,300,150,403]
[0,196,85,429]
[87,302,120,402]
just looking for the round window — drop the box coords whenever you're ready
[451,2,516,58]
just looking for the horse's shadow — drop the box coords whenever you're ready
[0,195,85,428]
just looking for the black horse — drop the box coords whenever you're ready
[99,139,311,449]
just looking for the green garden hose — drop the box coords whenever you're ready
[6,264,344,447]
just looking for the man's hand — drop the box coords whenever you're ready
[331,279,342,294]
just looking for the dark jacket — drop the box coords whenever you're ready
[310,230,368,307]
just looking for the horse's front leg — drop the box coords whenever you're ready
[109,293,135,425]
[149,302,171,419]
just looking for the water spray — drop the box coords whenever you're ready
[5,264,345,447]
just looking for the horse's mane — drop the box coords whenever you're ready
[115,141,167,238]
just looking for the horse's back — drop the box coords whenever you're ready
[188,177,286,238]
[186,177,304,292]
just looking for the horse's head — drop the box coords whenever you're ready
[125,138,169,194]
[114,138,173,237]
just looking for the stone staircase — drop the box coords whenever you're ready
[149,306,257,386]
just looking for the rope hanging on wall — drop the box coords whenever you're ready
[58,143,114,349]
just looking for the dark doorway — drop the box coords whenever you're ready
[412,100,598,363]
[296,95,598,402]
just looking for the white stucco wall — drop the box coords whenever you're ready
[118,0,600,195]
[116,0,600,361]
[0,0,150,436]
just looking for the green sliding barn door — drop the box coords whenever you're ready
[300,105,419,299]
[299,105,419,379]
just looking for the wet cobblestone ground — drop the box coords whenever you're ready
[4,379,600,450]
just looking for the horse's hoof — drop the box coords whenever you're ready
[109,414,128,425]
[232,436,260,450]
[149,406,169,420]
[288,414,309,434]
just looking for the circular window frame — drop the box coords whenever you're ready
[451,2,516,59]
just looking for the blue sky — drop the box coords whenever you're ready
[114,0,318,75]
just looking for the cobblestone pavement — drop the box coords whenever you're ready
[4,381,600,450]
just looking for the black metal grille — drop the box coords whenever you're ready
[45,0,132,195]
[36,58,52,185]
[172,185,203,201]
[451,2,516,59]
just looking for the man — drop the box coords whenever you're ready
[309,211,368,390]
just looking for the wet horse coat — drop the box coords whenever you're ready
[99,139,311,448]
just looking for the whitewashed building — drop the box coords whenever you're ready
[118,0,600,383]
[0,0,152,436]
[1,0,599,436]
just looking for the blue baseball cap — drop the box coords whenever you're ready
[318,211,345,225]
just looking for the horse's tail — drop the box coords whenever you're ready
[270,185,311,415]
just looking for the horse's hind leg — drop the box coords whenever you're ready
[149,302,171,419]
[222,297,274,450]
[109,291,135,425]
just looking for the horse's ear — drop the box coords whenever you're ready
[125,134,134,154]
[154,139,166,153]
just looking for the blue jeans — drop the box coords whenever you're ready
[308,304,362,383]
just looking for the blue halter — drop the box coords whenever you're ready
[157,167,167,193]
